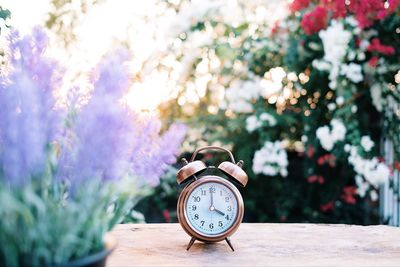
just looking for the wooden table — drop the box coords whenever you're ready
[107,223,400,267]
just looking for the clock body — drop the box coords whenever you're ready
[177,175,244,242]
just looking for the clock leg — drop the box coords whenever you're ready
[225,237,235,252]
[186,237,196,251]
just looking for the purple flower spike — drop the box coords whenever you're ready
[0,28,64,186]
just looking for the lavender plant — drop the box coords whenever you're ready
[0,28,186,267]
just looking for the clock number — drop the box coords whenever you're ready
[200,220,205,226]
[227,206,232,211]
[209,187,216,193]
[193,196,201,202]
[194,214,199,220]
[209,223,214,229]
[220,190,223,196]
[225,197,229,202]
[225,215,229,220]
[192,205,197,211]
[218,221,223,227]
[201,189,206,196]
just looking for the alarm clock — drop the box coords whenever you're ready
[176,146,248,251]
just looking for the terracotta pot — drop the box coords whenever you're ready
[59,233,117,267]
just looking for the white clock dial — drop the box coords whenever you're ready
[185,182,238,236]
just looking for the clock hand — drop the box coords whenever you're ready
[214,208,225,216]
[210,188,214,208]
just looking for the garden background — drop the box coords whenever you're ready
[1,0,399,229]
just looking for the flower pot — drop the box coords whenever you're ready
[59,233,117,267]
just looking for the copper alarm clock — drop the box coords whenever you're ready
[176,146,248,251]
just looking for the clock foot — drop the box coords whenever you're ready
[186,237,196,251]
[225,237,235,252]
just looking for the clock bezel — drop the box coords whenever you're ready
[177,175,244,242]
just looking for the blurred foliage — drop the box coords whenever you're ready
[45,0,104,47]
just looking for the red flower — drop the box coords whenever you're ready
[394,161,400,171]
[317,156,325,165]
[322,0,347,18]
[306,145,315,158]
[307,175,325,184]
[317,154,336,167]
[289,0,311,12]
[163,209,172,223]
[320,201,334,212]
[348,0,386,28]
[368,56,379,68]
[308,175,318,183]
[271,20,280,35]
[301,6,328,35]
[388,0,400,12]
[368,38,396,56]
[341,186,357,204]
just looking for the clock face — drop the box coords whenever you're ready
[185,181,238,236]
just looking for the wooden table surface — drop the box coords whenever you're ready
[107,223,400,267]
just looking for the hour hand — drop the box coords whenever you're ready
[214,208,225,216]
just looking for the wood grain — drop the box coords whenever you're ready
[107,223,400,267]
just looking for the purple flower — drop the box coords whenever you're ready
[132,124,186,185]
[0,28,63,186]
[0,28,186,188]
[59,48,186,186]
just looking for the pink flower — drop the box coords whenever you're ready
[289,0,311,12]
[301,6,328,35]
[322,0,347,18]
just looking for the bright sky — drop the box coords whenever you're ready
[1,0,172,111]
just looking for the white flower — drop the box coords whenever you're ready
[370,83,383,112]
[316,126,334,151]
[319,20,352,66]
[260,112,277,126]
[312,59,331,71]
[344,144,351,152]
[359,40,370,51]
[245,112,276,133]
[370,190,378,201]
[336,96,344,106]
[347,145,391,187]
[224,78,265,113]
[246,115,262,132]
[252,141,288,177]
[327,103,336,111]
[357,52,366,61]
[340,63,363,83]
[360,136,374,152]
[318,20,352,89]
[355,175,368,197]
[316,119,346,151]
